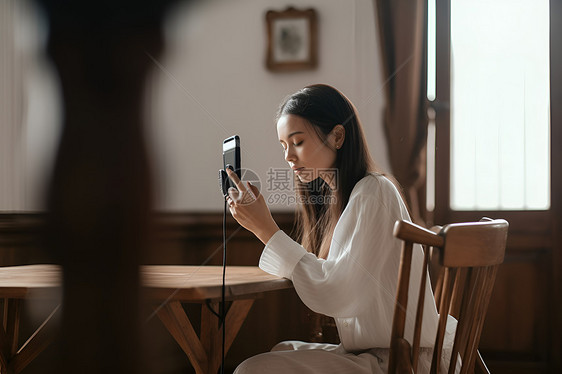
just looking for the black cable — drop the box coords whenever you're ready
[220,197,227,374]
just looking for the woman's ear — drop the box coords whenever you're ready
[332,124,345,149]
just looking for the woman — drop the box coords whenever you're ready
[225,84,448,373]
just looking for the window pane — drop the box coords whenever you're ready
[427,0,436,101]
[450,0,550,210]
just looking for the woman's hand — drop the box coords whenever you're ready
[225,168,280,244]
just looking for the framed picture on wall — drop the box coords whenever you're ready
[265,7,318,71]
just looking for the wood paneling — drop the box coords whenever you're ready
[0,212,322,373]
[0,214,51,266]
[480,249,550,360]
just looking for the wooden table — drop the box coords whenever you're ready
[0,265,293,374]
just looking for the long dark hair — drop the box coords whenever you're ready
[277,84,377,258]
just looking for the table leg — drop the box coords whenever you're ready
[0,301,60,374]
[201,302,220,373]
[9,304,60,374]
[0,298,21,373]
[157,298,255,374]
[0,320,11,371]
[3,299,21,357]
[156,301,208,374]
[201,299,254,374]
[222,299,254,357]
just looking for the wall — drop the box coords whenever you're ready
[147,0,388,211]
[2,0,387,212]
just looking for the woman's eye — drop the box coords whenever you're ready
[293,141,303,146]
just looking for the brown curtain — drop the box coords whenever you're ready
[374,0,428,224]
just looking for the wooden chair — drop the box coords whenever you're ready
[388,218,508,374]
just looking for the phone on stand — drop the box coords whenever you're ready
[220,135,241,372]
[222,135,241,194]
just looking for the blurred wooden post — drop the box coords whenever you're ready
[39,2,177,372]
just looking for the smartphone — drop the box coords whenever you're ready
[223,135,241,190]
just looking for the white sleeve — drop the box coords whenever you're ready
[259,179,407,318]
[259,230,308,278]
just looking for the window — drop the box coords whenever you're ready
[429,0,550,211]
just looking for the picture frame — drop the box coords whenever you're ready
[265,7,318,72]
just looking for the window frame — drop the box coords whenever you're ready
[432,0,553,232]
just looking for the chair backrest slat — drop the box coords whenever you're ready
[412,245,431,373]
[433,261,444,310]
[448,268,473,374]
[468,266,499,373]
[432,267,456,374]
[390,218,508,374]
[388,241,414,374]
[460,267,487,374]
[449,268,468,319]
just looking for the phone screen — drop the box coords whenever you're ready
[223,136,241,188]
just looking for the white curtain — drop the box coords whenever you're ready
[0,0,25,210]
[0,0,61,211]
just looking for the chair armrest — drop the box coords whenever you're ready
[430,225,443,233]
[393,220,444,247]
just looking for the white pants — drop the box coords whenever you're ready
[234,337,459,374]
[234,341,386,374]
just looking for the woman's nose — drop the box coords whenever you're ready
[285,148,296,162]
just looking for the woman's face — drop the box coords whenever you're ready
[277,114,338,188]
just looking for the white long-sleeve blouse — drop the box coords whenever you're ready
[259,173,439,352]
